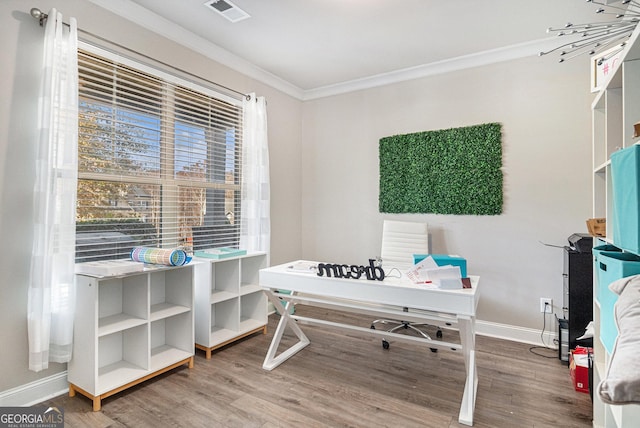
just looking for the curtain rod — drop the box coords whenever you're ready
[29,7,253,102]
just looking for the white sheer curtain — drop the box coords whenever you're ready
[240,94,270,254]
[28,9,79,372]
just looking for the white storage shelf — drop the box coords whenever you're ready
[193,252,268,359]
[591,24,640,428]
[68,264,195,411]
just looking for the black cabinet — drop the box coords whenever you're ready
[562,247,593,358]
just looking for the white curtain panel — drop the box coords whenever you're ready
[240,94,271,255]
[28,9,79,372]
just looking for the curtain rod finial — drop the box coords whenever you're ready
[30,8,48,26]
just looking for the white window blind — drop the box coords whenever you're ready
[76,48,243,262]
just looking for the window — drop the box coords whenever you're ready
[76,47,244,262]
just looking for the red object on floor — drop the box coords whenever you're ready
[570,346,592,394]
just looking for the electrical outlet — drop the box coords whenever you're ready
[540,298,552,313]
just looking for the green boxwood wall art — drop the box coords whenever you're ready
[379,123,503,215]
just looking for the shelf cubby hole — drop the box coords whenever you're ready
[240,254,267,288]
[240,291,266,331]
[150,269,192,321]
[97,324,148,394]
[150,312,193,371]
[593,106,606,169]
[211,299,239,341]
[98,275,148,336]
[605,87,623,158]
[622,60,640,148]
[211,260,239,296]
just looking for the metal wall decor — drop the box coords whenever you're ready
[540,0,639,63]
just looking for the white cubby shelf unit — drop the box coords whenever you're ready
[193,252,268,359]
[69,264,195,411]
[591,21,640,428]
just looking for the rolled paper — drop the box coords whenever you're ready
[130,246,191,266]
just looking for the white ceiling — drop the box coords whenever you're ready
[89,0,619,99]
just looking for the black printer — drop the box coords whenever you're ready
[568,233,593,253]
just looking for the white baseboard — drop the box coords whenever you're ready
[0,371,68,407]
[0,319,557,407]
[476,319,558,349]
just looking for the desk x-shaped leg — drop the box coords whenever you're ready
[262,290,310,371]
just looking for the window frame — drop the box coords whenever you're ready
[76,41,244,261]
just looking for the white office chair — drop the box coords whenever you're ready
[379,219,429,271]
[371,219,442,350]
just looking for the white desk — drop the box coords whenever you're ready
[260,260,480,426]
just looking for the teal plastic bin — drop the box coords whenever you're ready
[596,251,640,353]
[593,244,622,304]
[611,144,640,254]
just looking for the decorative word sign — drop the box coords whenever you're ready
[316,259,385,281]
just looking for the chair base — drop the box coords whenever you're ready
[370,319,443,342]
[371,305,443,351]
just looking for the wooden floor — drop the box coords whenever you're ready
[42,305,593,427]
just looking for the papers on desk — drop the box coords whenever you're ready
[406,255,465,289]
[286,261,318,274]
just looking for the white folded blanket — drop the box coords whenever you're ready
[598,274,640,404]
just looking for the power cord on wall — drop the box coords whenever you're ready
[529,302,558,358]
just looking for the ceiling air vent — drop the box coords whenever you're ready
[203,0,250,23]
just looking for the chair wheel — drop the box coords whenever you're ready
[382,339,390,349]
[436,329,443,339]
[370,324,376,329]
[430,348,438,353]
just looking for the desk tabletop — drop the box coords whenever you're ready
[260,260,479,317]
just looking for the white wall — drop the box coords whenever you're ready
[300,54,594,332]
[0,0,302,395]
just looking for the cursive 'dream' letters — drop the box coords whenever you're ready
[316,259,385,281]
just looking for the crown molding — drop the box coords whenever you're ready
[302,37,565,100]
[87,0,566,102]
